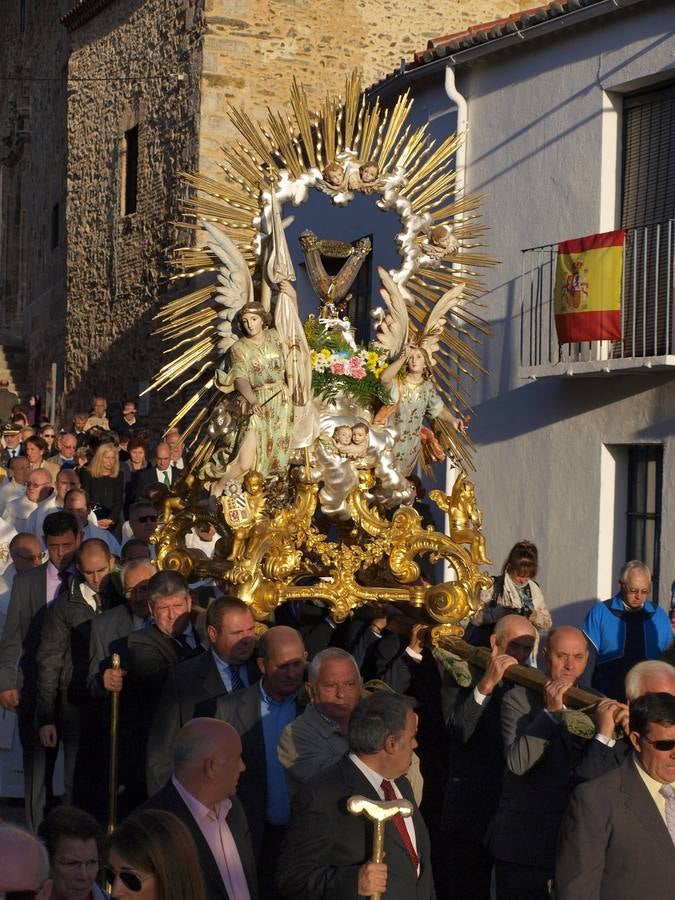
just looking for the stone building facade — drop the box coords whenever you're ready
[1,0,531,423]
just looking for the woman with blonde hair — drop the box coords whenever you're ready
[105,809,205,900]
[80,442,124,538]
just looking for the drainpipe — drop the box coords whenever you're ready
[444,64,468,182]
[442,65,469,584]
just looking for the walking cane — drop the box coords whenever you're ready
[107,652,121,836]
[347,794,414,900]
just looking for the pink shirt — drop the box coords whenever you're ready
[172,775,251,900]
[45,561,73,603]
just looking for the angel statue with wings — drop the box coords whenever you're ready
[200,191,316,496]
[373,267,466,476]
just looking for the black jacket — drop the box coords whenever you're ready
[36,573,122,725]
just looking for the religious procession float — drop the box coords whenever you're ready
[149,71,498,644]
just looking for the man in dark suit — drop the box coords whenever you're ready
[0,511,80,830]
[440,614,536,900]
[1,422,23,466]
[104,570,203,809]
[35,538,121,812]
[278,690,436,900]
[489,626,591,900]
[87,558,156,696]
[555,691,675,898]
[134,442,178,499]
[214,625,305,894]
[147,595,260,793]
[144,717,259,900]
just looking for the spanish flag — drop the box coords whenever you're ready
[554,229,624,344]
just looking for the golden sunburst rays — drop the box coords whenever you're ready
[152,71,497,465]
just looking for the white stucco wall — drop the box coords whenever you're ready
[442,2,675,620]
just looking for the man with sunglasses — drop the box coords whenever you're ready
[125,500,159,560]
[582,560,672,702]
[0,824,53,899]
[555,691,675,897]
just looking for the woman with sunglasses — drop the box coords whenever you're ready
[39,424,57,457]
[105,810,205,900]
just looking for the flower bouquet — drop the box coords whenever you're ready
[304,318,391,408]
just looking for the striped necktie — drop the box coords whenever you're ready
[659,783,675,845]
[381,779,419,872]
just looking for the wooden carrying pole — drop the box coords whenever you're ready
[437,635,604,708]
[107,652,121,835]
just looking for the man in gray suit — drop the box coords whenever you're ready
[489,626,590,900]
[555,691,675,898]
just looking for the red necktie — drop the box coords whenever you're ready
[380,779,419,872]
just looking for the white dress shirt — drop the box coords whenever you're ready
[172,776,251,900]
[348,752,419,867]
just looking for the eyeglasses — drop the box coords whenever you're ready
[2,888,46,899]
[54,856,99,871]
[42,433,55,439]
[124,584,150,598]
[137,515,157,523]
[641,735,675,751]
[102,867,152,892]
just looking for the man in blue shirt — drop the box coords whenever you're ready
[213,625,306,896]
[582,560,672,701]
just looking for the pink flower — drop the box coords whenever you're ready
[330,361,346,375]
[350,366,367,380]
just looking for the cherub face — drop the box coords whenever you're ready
[324,163,344,187]
[244,472,264,494]
[333,425,352,444]
[360,163,379,183]
[241,312,264,336]
[351,424,369,445]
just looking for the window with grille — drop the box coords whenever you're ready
[625,444,662,601]
[619,82,675,357]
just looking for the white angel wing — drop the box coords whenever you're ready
[372,266,409,359]
[417,283,465,363]
[201,220,254,353]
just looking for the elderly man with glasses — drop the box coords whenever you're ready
[582,561,672,702]
[0,824,53,899]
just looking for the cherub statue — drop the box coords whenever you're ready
[440,472,491,565]
[420,223,460,262]
[332,425,353,455]
[225,470,267,561]
[346,422,370,459]
[347,161,383,194]
[321,162,348,191]
[372,267,467,476]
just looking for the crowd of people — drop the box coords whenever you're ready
[0,386,674,899]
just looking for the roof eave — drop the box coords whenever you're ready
[370,0,647,98]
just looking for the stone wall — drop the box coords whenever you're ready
[0,1,71,398]
[63,0,203,424]
[59,0,531,424]
[197,0,532,178]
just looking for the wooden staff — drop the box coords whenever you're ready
[437,635,603,709]
[107,652,121,835]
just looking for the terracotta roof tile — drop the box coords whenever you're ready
[411,0,609,67]
[61,0,116,31]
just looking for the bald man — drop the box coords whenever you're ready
[574,658,675,784]
[489,626,591,899]
[144,719,258,900]
[441,614,537,900]
[134,441,178,498]
[0,824,52,898]
[213,625,306,884]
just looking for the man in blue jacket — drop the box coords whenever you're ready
[582,560,672,702]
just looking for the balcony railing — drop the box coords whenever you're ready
[520,219,675,376]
